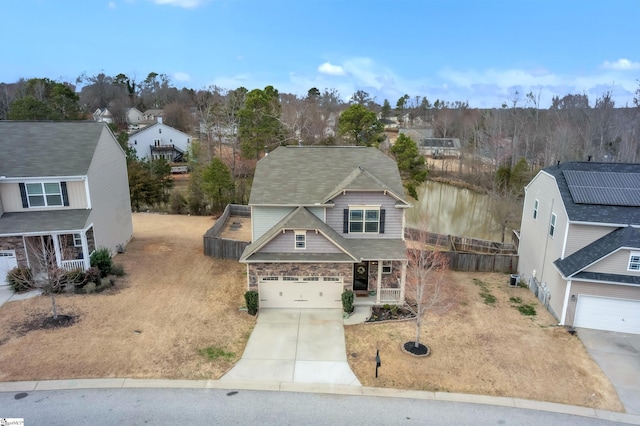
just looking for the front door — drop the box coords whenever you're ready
[353,262,368,291]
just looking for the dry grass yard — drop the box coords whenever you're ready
[344,271,623,411]
[0,213,255,381]
[0,214,624,412]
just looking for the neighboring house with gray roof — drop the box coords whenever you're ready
[0,121,133,284]
[239,146,411,309]
[128,122,192,162]
[518,161,640,334]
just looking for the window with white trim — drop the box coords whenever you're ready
[26,182,63,207]
[533,199,539,220]
[295,231,306,249]
[549,213,557,237]
[73,233,82,247]
[629,252,640,271]
[382,261,392,274]
[349,208,379,233]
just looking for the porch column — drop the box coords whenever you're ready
[400,260,407,303]
[376,261,381,304]
[52,234,62,268]
[81,231,90,270]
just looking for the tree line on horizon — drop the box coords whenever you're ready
[1,72,639,215]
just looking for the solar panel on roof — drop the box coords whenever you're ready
[564,170,640,206]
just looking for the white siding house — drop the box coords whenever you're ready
[128,123,192,162]
[518,162,640,334]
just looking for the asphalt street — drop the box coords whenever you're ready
[0,388,630,426]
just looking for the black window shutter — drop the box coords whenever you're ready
[19,183,28,208]
[343,209,349,233]
[61,182,69,206]
[380,209,386,234]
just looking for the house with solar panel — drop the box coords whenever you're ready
[239,146,411,309]
[0,122,133,283]
[517,162,640,334]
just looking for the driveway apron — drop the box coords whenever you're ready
[221,309,361,386]
[578,328,640,414]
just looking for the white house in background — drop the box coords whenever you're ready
[518,161,640,334]
[128,122,192,162]
[143,109,163,124]
[126,108,144,125]
[93,108,113,123]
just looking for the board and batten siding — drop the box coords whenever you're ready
[0,180,88,212]
[85,127,133,254]
[584,249,640,276]
[251,206,295,241]
[326,192,403,239]
[565,224,616,257]
[261,230,342,254]
[564,280,640,326]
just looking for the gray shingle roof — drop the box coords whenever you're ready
[0,210,91,235]
[249,146,407,205]
[543,162,640,225]
[570,271,640,285]
[0,121,105,177]
[554,226,640,277]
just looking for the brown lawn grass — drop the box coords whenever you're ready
[345,271,624,412]
[0,213,255,381]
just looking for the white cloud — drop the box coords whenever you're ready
[601,58,640,71]
[173,72,190,82]
[107,1,116,8]
[147,0,206,8]
[317,62,345,76]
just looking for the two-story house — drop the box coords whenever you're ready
[518,161,640,334]
[239,146,411,309]
[128,122,192,162]
[0,122,133,283]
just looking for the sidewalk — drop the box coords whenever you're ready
[0,378,638,424]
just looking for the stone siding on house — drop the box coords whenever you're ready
[248,262,353,291]
[0,236,27,266]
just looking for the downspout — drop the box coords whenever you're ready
[560,279,571,325]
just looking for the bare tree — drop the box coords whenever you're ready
[405,227,456,352]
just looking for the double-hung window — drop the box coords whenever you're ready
[549,213,557,237]
[26,183,63,207]
[629,252,640,271]
[295,231,306,249]
[349,208,379,233]
[533,199,539,220]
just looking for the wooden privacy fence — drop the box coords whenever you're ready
[405,228,519,273]
[203,204,250,260]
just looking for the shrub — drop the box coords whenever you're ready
[85,267,102,287]
[84,282,97,294]
[244,290,259,315]
[342,290,354,314]
[6,266,33,293]
[90,248,113,278]
[110,263,125,277]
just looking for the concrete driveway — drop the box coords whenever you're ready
[221,309,360,386]
[578,328,640,414]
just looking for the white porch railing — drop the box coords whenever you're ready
[61,260,86,271]
[379,288,402,303]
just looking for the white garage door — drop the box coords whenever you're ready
[0,250,18,285]
[258,276,343,309]
[574,295,640,334]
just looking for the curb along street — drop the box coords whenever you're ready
[0,379,638,425]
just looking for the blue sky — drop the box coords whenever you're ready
[2,0,639,108]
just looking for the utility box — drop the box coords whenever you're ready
[510,274,520,287]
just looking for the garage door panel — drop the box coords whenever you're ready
[259,277,343,309]
[0,250,18,285]
[574,295,640,334]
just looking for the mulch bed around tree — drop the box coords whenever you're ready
[12,313,78,338]
[403,341,430,357]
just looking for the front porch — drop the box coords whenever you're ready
[21,227,96,273]
[352,259,406,305]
